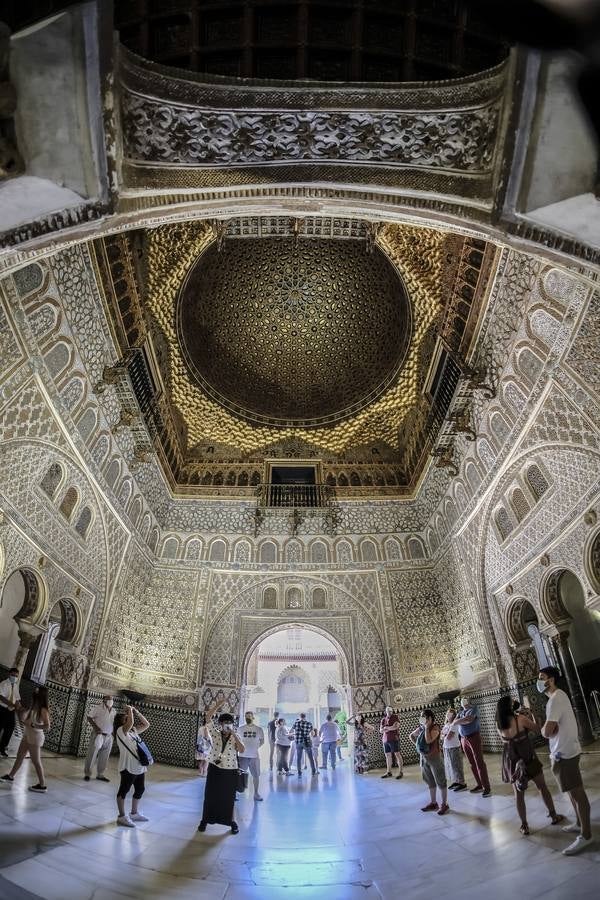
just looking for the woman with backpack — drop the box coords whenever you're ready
[114,704,151,828]
[410,708,449,815]
[496,695,563,835]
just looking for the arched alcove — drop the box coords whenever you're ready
[0,569,45,667]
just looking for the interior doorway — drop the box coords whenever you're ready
[242,625,350,736]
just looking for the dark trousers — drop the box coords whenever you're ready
[117,770,146,799]
[0,707,15,752]
[461,732,490,791]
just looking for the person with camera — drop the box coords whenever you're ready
[114,704,151,828]
[198,698,245,835]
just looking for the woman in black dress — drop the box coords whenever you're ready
[198,699,245,835]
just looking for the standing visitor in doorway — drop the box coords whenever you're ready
[292,712,317,776]
[237,710,264,801]
[346,714,374,774]
[311,728,321,765]
[114,705,151,827]
[1,685,50,792]
[441,709,466,791]
[410,708,449,815]
[267,710,279,771]
[0,667,21,757]
[199,699,245,835]
[84,695,115,782]
[496,694,564,835]
[335,711,346,760]
[455,696,491,796]
[319,715,341,770]
[275,718,292,774]
[379,706,403,779]
[538,666,593,855]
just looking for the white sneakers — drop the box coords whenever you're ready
[117,813,149,827]
[562,835,593,856]
[117,815,135,828]
[562,823,581,834]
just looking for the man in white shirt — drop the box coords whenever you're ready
[319,715,341,770]
[539,666,592,855]
[0,668,21,757]
[237,711,265,801]
[84,695,116,782]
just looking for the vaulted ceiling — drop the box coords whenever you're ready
[93,216,496,495]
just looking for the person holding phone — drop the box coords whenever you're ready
[198,699,245,835]
[114,704,151,827]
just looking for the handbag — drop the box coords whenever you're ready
[236,768,249,792]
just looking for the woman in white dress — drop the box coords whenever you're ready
[1,686,50,792]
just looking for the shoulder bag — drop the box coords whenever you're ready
[117,730,154,767]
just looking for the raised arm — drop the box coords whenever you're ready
[409,726,420,743]
[132,707,150,734]
[121,705,134,734]
[204,697,226,723]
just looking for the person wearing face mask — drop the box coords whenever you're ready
[0,667,21,757]
[538,666,593,855]
[410,709,449,815]
[199,698,245,835]
[84,695,115,782]
[379,706,403,779]
[454,696,491,797]
[236,710,265,801]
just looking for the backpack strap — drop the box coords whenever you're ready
[116,730,141,765]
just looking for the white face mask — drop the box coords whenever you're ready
[8,676,16,684]
[104,700,113,708]
[419,716,427,726]
[221,722,233,732]
[460,699,469,709]
[536,679,548,694]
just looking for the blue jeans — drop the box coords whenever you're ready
[321,741,337,768]
[296,744,316,774]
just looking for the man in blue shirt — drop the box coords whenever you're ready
[454,697,491,796]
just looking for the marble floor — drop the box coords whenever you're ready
[0,747,599,900]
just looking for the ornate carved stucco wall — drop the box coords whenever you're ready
[1,234,599,719]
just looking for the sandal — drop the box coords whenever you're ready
[549,814,564,826]
[520,823,530,835]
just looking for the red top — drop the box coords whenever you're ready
[381,714,400,741]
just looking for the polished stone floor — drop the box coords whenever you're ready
[0,746,599,900]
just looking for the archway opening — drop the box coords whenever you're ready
[557,570,600,703]
[242,625,350,737]
[0,569,42,668]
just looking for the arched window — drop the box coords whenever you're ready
[407,537,425,559]
[510,488,530,524]
[250,471,261,486]
[74,506,92,539]
[40,463,63,500]
[312,587,326,609]
[277,671,308,703]
[285,587,303,609]
[260,541,277,563]
[384,538,402,561]
[185,538,202,560]
[59,486,79,521]
[360,539,378,562]
[465,462,481,494]
[495,507,512,542]
[162,537,180,559]
[209,539,226,561]
[105,459,120,490]
[201,472,212,485]
[129,496,143,528]
[213,472,223,486]
[336,540,353,563]
[350,471,361,486]
[238,471,249,486]
[526,464,549,501]
[148,528,159,554]
[49,599,78,643]
[428,529,439,555]
[225,470,236,485]
[325,473,336,486]
[310,541,328,564]
[233,540,251,563]
[338,473,348,487]
[262,587,277,609]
